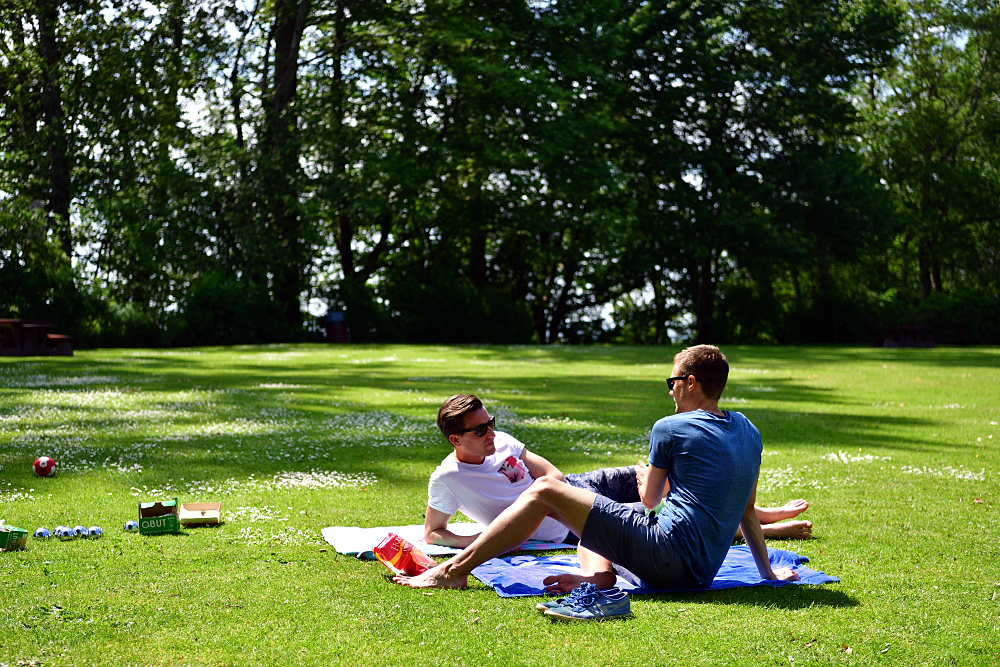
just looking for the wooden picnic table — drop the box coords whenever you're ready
[0,319,73,356]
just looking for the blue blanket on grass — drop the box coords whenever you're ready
[470,546,838,597]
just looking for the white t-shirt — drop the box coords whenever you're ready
[427,431,570,543]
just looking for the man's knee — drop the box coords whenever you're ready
[530,475,564,494]
[527,475,576,502]
[530,475,595,512]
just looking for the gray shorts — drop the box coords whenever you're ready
[579,495,699,589]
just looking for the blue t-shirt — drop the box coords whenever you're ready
[649,410,762,585]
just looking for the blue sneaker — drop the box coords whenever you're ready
[544,586,631,622]
[535,582,597,612]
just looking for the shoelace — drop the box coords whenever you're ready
[565,590,600,610]
[559,582,597,607]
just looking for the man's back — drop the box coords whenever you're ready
[650,410,762,585]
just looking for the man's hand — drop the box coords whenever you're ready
[634,460,648,496]
[521,449,565,482]
[635,460,668,510]
[424,506,479,548]
[771,567,799,582]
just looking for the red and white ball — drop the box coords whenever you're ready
[33,456,57,477]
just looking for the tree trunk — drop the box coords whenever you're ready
[548,256,578,344]
[917,237,932,301]
[262,0,311,329]
[694,255,714,344]
[931,234,943,293]
[791,266,802,303]
[899,233,911,300]
[332,0,351,280]
[36,0,72,257]
[652,269,665,345]
[816,247,837,342]
[531,234,554,342]
[468,213,487,290]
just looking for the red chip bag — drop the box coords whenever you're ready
[373,533,438,576]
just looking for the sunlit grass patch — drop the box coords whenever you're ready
[0,344,997,665]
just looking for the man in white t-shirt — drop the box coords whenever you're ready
[427,427,574,546]
[426,394,812,549]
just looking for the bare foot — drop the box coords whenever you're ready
[756,499,809,524]
[542,571,617,594]
[762,520,812,540]
[735,520,813,541]
[393,564,468,589]
[543,573,586,594]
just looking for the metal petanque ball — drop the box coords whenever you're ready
[33,527,51,539]
[87,526,103,538]
[74,525,88,538]
[33,456,57,477]
[124,520,139,532]
[54,526,70,538]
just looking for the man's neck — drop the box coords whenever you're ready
[680,398,724,417]
[453,450,487,465]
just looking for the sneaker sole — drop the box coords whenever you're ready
[543,609,632,622]
[537,596,581,612]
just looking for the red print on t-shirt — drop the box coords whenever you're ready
[498,455,526,483]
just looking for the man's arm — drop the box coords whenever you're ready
[520,449,565,482]
[636,460,669,510]
[740,474,799,582]
[424,505,480,548]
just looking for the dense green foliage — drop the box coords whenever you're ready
[0,345,997,664]
[1,0,999,346]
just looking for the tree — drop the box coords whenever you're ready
[612,0,903,343]
[860,0,1000,305]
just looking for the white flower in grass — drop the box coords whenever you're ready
[822,451,891,464]
[899,466,985,482]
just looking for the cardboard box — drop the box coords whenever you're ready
[179,501,222,526]
[138,498,180,535]
[0,525,28,551]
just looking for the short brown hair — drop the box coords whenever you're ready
[673,345,729,401]
[437,394,483,437]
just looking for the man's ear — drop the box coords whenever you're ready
[448,433,461,449]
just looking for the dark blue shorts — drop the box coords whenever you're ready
[561,466,640,545]
[579,495,698,589]
[565,466,640,503]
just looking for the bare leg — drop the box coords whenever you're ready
[735,519,812,541]
[755,499,808,524]
[542,545,616,593]
[394,477,598,589]
[734,499,812,540]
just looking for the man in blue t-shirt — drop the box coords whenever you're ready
[394,344,799,592]
[424,394,811,550]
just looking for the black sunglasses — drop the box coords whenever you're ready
[666,375,693,390]
[456,415,496,437]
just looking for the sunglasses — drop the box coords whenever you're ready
[666,375,692,390]
[456,415,496,437]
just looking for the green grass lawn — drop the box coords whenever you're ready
[1,344,997,666]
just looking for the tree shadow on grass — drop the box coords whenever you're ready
[0,348,982,504]
[724,345,1000,370]
[643,584,858,610]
